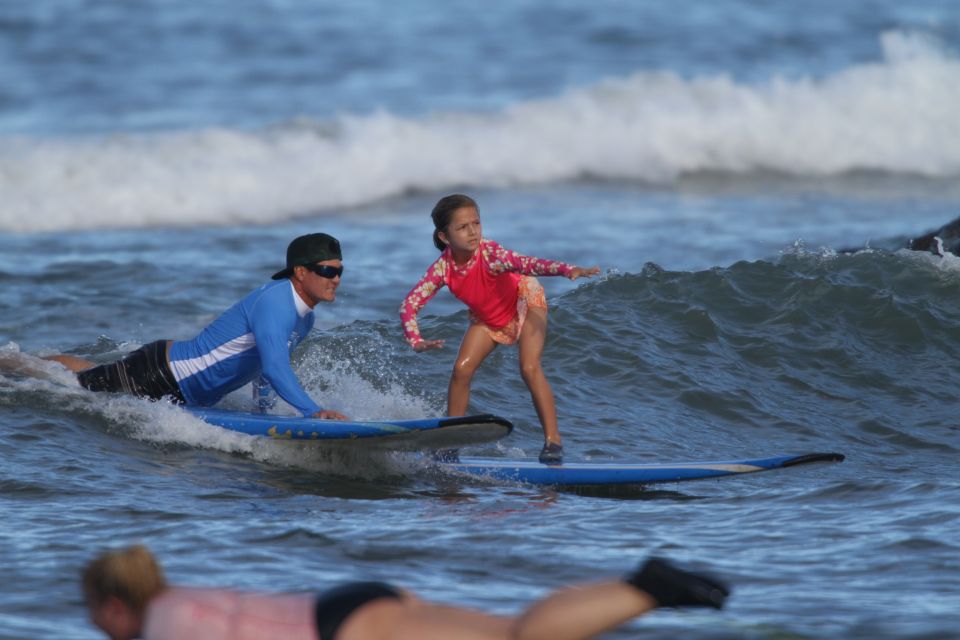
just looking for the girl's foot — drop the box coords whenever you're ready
[538,442,564,464]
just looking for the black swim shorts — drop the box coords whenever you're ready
[314,581,401,640]
[76,340,185,403]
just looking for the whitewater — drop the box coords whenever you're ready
[3,32,959,233]
[3,3,959,638]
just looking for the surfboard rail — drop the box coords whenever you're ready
[185,407,513,449]
[441,452,845,486]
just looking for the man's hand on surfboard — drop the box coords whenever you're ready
[314,409,349,420]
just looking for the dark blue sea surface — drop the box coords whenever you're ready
[1,1,959,638]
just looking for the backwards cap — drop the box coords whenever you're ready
[271,233,342,280]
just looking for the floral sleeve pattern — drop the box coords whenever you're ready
[399,258,448,348]
[483,239,575,278]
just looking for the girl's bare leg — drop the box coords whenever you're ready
[517,306,560,445]
[447,324,498,416]
[43,354,95,372]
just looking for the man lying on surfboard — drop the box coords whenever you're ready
[45,233,348,420]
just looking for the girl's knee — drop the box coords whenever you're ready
[519,360,543,382]
[451,360,478,383]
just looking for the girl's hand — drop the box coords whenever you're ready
[569,266,601,280]
[414,339,445,352]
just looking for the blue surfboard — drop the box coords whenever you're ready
[441,452,844,486]
[186,408,513,450]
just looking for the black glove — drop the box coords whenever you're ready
[624,557,730,609]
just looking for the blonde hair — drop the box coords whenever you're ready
[82,544,167,615]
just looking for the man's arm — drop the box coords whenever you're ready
[247,289,324,417]
[254,327,323,417]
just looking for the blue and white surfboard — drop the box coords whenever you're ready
[441,452,845,486]
[186,407,513,450]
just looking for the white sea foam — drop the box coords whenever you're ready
[0,339,434,476]
[0,363,426,479]
[2,31,958,233]
[110,396,412,479]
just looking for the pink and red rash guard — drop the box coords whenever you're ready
[142,587,319,640]
[400,239,574,348]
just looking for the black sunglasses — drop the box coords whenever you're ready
[303,263,344,279]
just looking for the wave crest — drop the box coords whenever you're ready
[3,31,958,232]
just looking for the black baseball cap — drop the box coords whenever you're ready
[271,233,342,280]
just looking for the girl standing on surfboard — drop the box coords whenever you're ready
[399,194,600,464]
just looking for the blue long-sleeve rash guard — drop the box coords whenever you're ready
[168,279,322,416]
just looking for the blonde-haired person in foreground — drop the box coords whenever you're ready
[82,545,729,640]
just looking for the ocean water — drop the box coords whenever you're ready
[1,1,960,638]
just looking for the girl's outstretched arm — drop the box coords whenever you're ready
[486,240,599,280]
[399,259,448,350]
[567,266,601,280]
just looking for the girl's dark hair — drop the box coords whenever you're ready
[431,194,478,251]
